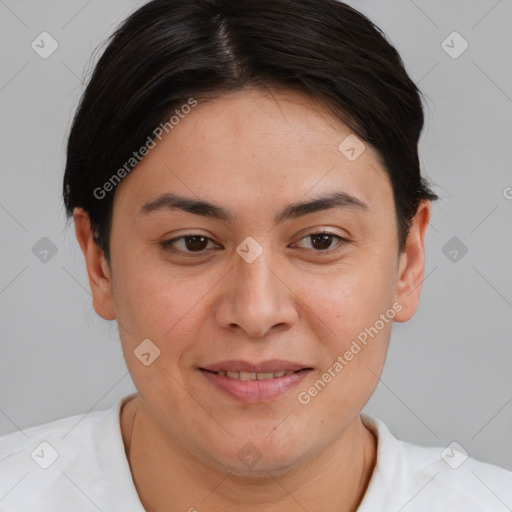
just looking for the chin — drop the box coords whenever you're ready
[205,431,307,476]
[218,451,304,478]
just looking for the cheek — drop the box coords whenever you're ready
[113,266,205,396]
[292,250,396,396]
[295,251,397,333]
[112,255,221,353]
[294,272,393,423]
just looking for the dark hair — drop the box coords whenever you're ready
[63,0,438,261]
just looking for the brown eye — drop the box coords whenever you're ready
[293,231,349,253]
[310,233,336,250]
[182,235,209,252]
[160,235,219,254]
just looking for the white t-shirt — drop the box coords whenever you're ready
[1,394,511,511]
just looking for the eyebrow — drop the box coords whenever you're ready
[139,190,369,224]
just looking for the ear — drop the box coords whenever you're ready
[73,207,116,321]
[394,200,431,322]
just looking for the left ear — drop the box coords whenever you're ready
[394,200,431,322]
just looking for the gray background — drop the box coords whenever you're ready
[0,0,511,472]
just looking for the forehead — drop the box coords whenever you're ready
[114,88,393,220]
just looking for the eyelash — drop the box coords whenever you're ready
[159,230,349,257]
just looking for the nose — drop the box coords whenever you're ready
[213,243,298,338]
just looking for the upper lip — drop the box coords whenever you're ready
[200,359,312,373]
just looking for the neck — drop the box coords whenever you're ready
[121,396,377,512]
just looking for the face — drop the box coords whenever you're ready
[77,87,429,473]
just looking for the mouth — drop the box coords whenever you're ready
[200,368,307,380]
[198,360,313,403]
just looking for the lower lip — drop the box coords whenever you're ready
[199,369,312,404]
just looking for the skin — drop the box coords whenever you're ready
[74,87,430,512]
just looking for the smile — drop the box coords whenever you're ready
[199,367,313,404]
[207,369,300,380]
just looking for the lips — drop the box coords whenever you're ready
[198,359,313,403]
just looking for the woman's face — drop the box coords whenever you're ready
[86,87,428,472]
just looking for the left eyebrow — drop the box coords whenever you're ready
[274,191,370,223]
[138,190,370,224]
